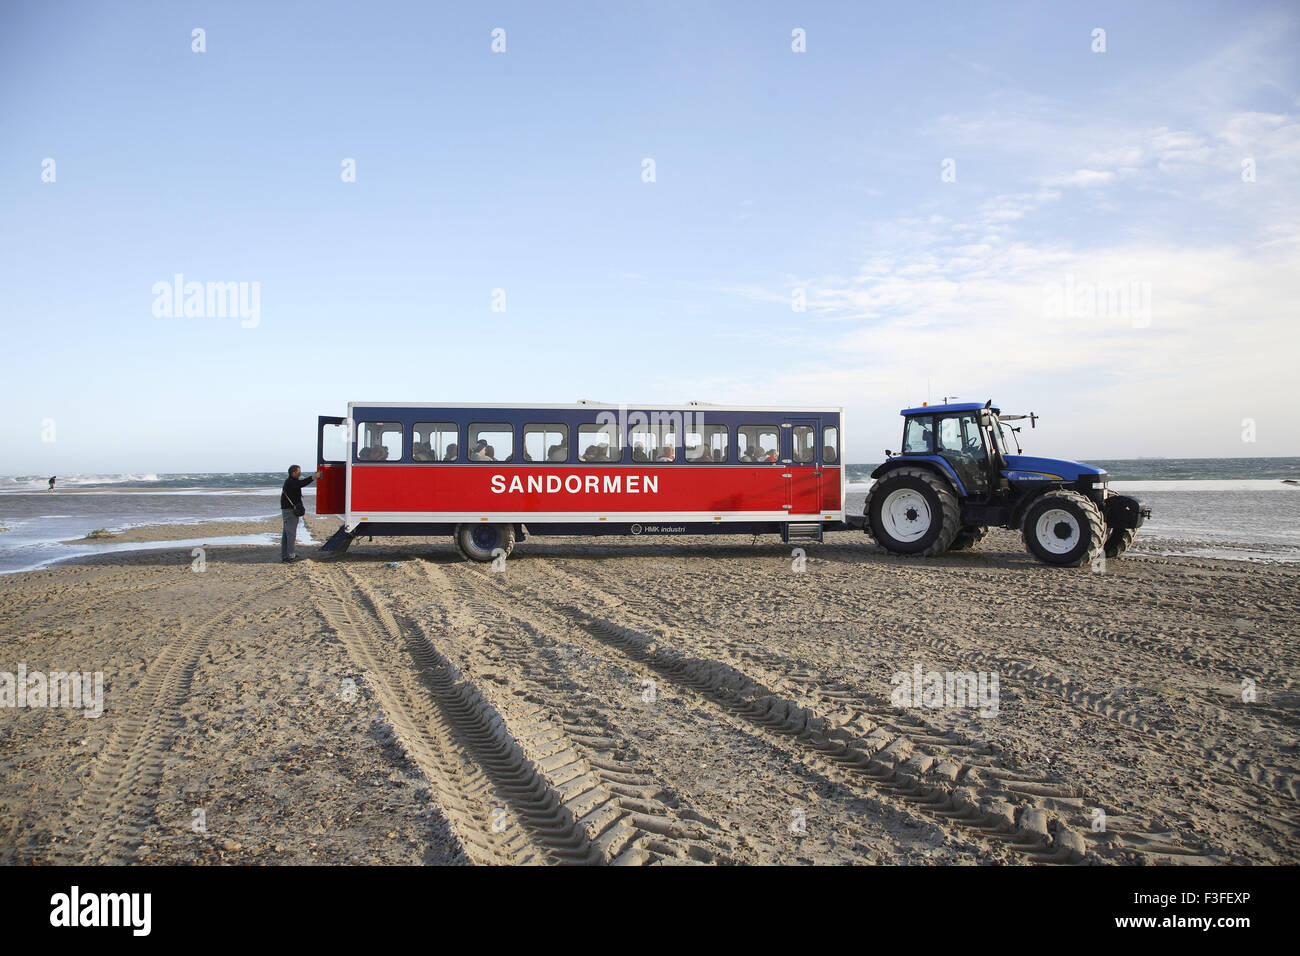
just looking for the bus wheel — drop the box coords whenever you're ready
[1021,491,1105,567]
[455,523,516,563]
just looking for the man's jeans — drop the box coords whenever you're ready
[282,508,300,561]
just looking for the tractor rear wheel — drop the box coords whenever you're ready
[455,523,516,563]
[865,467,961,556]
[1105,526,1136,558]
[949,525,988,552]
[1020,491,1106,567]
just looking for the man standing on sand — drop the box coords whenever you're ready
[280,465,316,563]
[48,476,56,491]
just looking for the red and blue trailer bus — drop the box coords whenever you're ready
[315,401,845,561]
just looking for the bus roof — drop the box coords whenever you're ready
[349,401,845,414]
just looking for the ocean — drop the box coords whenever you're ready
[1,459,1297,573]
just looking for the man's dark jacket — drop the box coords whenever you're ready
[280,474,313,515]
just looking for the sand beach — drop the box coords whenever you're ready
[1,519,1295,865]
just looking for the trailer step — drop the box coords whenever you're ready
[321,527,356,554]
[783,522,823,544]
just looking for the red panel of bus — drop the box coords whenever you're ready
[349,465,802,514]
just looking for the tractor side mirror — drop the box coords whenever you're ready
[885,449,894,458]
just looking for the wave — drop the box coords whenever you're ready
[0,473,289,493]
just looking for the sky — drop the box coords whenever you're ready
[1,0,1297,473]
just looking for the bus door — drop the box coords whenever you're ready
[785,419,821,515]
[316,416,348,515]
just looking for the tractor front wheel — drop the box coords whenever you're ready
[1105,526,1136,558]
[949,525,988,552]
[865,467,961,556]
[1020,491,1106,567]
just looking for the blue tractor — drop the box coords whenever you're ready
[863,401,1148,567]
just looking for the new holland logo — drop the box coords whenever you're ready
[490,474,660,494]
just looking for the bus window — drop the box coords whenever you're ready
[628,427,654,462]
[356,422,403,462]
[524,424,568,463]
[792,425,815,463]
[413,422,457,462]
[468,423,512,462]
[578,423,622,462]
[823,425,839,464]
[685,423,728,462]
[738,425,779,463]
[630,423,677,462]
[321,421,348,462]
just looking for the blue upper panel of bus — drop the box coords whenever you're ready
[351,405,840,431]
[900,403,998,416]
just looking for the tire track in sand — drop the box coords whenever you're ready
[562,557,1285,849]
[308,563,603,865]
[408,559,734,864]
[56,579,285,864]
[0,574,185,631]
[904,632,1300,810]
[476,558,1218,864]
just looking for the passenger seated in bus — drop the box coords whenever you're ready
[632,442,650,462]
[823,444,837,463]
[548,445,567,462]
[413,442,434,462]
[444,443,458,461]
[485,444,497,461]
[656,446,677,462]
[470,439,491,462]
[764,448,779,463]
[713,448,725,462]
[581,445,600,462]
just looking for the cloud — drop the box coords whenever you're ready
[1047,169,1116,187]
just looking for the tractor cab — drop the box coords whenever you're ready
[895,402,1002,499]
